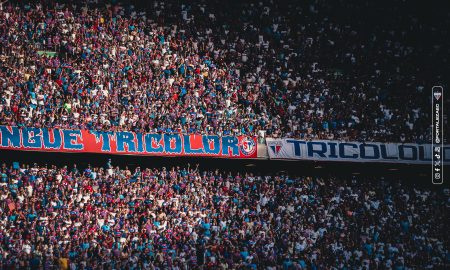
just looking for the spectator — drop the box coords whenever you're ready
[0,0,447,143]
[0,161,448,268]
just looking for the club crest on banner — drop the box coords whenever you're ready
[268,141,283,155]
[239,136,256,156]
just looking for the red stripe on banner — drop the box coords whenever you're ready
[0,126,257,159]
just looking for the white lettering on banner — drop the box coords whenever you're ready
[266,138,450,164]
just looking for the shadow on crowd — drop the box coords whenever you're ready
[0,149,435,186]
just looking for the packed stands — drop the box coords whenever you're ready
[0,162,448,269]
[1,1,447,143]
[0,0,447,269]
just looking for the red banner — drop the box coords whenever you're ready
[0,126,257,158]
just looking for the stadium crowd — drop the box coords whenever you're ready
[0,0,447,143]
[0,1,448,270]
[0,161,448,269]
